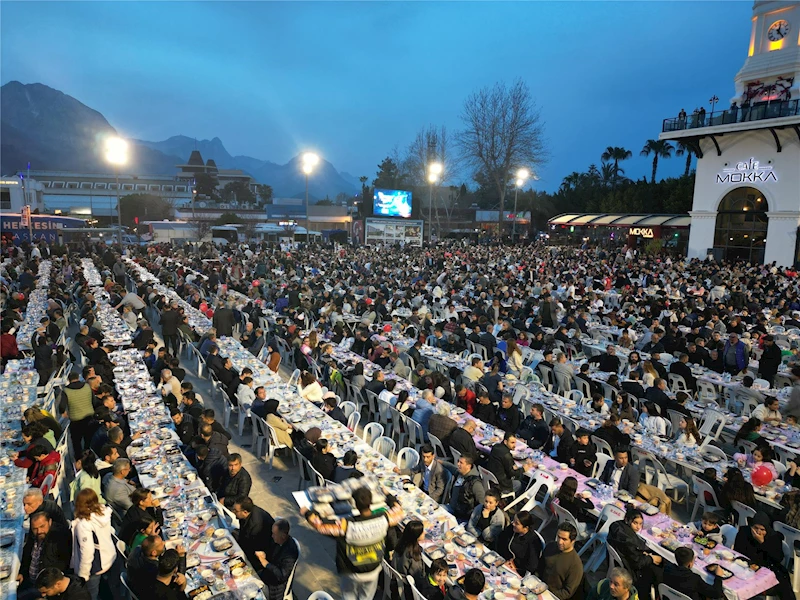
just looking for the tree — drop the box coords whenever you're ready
[600,146,632,188]
[674,141,696,177]
[600,162,618,187]
[335,192,351,206]
[194,173,219,200]
[358,176,371,218]
[214,212,245,225]
[189,220,211,242]
[640,139,674,183]
[373,157,406,189]
[221,181,257,205]
[404,125,450,187]
[118,193,174,230]
[256,184,273,205]
[456,79,546,233]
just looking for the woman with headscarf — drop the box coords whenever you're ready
[261,398,294,448]
[734,511,794,598]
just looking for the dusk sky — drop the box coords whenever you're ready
[1,1,752,192]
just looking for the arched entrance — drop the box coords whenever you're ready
[714,187,768,263]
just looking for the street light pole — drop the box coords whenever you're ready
[301,152,319,246]
[104,137,128,248]
[115,168,122,246]
[304,172,309,244]
[427,162,442,244]
[512,168,530,243]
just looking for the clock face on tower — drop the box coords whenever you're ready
[767,19,791,41]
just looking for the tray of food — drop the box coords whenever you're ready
[211,536,233,552]
[307,487,335,503]
[453,533,477,547]
[481,551,505,567]
[706,564,733,579]
[189,585,213,600]
[733,558,761,571]
[641,504,660,516]
[693,535,718,549]
[426,548,447,560]
[659,538,682,552]
[522,576,549,595]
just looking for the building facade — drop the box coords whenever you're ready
[660,0,800,266]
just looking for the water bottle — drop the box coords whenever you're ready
[490,564,497,580]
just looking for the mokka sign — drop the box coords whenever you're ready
[628,227,655,238]
[716,158,777,184]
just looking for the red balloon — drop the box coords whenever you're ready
[199,302,208,312]
[252,280,260,287]
[752,465,773,487]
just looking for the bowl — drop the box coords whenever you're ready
[231,567,245,578]
[650,527,662,536]
[559,463,568,470]
[213,528,227,538]
[507,577,521,590]
[201,568,214,582]
[775,479,785,487]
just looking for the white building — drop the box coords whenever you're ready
[660,0,800,266]
[0,175,46,213]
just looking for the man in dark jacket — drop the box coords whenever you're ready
[126,535,187,600]
[645,379,671,414]
[599,447,640,496]
[212,302,236,337]
[253,519,300,600]
[486,432,522,495]
[543,418,574,464]
[159,303,181,357]
[669,354,697,391]
[449,421,479,461]
[621,373,646,401]
[758,335,782,386]
[198,423,229,459]
[495,394,522,433]
[663,547,724,600]
[20,513,72,594]
[232,497,275,568]
[587,345,621,373]
[516,403,549,449]
[447,456,486,522]
[217,454,252,508]
[36,569,90,600]
[118,488,165,546]
[194,445,227,491]
[170,408,195,445]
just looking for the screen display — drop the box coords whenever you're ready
[373,188,412,218]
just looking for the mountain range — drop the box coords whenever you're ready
[0,81,359,199]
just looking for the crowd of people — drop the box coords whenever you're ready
[4,236,800,600]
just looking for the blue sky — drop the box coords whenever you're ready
[1,1,752,191]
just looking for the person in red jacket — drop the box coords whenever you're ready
[28,445,61,488]
[455,384,477,414]
[0,324,20,361]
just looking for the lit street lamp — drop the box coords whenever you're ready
[427,162,442,244]
[302,152,319,244]
[512,168,529,242]
[105,137,128,246]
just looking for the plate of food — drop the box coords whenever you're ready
[701,453,722,463]
[307,487,334,503]
[706,564,733,580]
[693,535,718,549]
[454,533,477,547]
[616,490,633,502]
[426,548,447,560]
[642,504,660,516]
[734,558,761,571]
[189,585,213,600]
[659,538,681,552]
[481,551,505,567]
[211,537,233,552]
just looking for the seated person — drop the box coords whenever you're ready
[466,490,506,545]
[495,510,543,577]
[663,547,724,600]
[608,509,663,598]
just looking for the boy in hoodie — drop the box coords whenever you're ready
[444,568,485,600]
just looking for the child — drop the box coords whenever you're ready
[733,444,779,479]
[693,511,723,544]
[417,558,449,600]
[698,467,724,507]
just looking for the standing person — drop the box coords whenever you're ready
[212,301,235,337]
[301,487,404,600]
[159,303,181,358]
[536,522,584,600]
[18,512,72,596]
[758,335,782,387]
[446,455,486,522]
[59,372,95,457]
[232,497,275,568]
[722,333,748,375]
[69,490,117,600]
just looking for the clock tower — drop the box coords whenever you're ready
[733,1,800,105]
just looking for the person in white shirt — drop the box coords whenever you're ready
[638,401,667,436]
[236,377,256,410]
[379,379,399,405]
[751,396,781,424]
[673,416,702,448]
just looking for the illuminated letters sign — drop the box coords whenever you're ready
[628,227,654,238]
[716,158,777,184]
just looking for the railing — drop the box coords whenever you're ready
[662,99,800,132]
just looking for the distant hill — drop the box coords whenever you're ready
[1,81,358,199]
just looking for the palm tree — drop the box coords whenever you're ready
[640,139,674,183]
[559,171,584,193]
[601,146,633,174]
[599,162,618,187]
[674,141,695,177]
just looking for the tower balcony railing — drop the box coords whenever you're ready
[662,99,800,132]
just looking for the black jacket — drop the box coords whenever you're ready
[486,443,521,493]
[449,427,478,460]
[570,442,597,477]
[543,428,574,464]
[621,381,646,400]
[238,506,275,567]
[759,344,782,377]
[473,402,497,425]
[33,499,68,528]
[495,406,522,434]
[669,361,696,390]
[217,468,253,507]
[127,545,186,600]
[197,449,228,491]
[495,526,543,576]
[20,523,72,584]
[608,520,654,573]
[174,413,196,445]
[517,416,549,449]
[662,563,723,600]
[645,387,671,414]
[259,537,300,600]
[159,309,181,336]
[588,353,620,373]
[54,576,91,600]
[119,504,164,545]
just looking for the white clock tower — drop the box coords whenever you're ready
[659,1,800,268]
[734,1,800,105]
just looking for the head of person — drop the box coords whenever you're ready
[228,453,243,476]
[483,489,500,513]
[232,496,254,520]
[23,488,45,515]
[30,511,53,541]
[73,489,105,521]
[701,512,719,533]
[419,444,435,467]
[272,518,290,546]
[614,446,630,468]
[157,549,181,580]
[460,568,486,597]
[478,391,491,405]
[342,449,358,467]
[36,568,70,598]
[549,417,564,436]
[112,457,131,479]
[675,546,695,569]
[575,428,590,447]
[130,487,156,509]
[624,508,644,532]
[558,476,579,502]
[556,522,578,552]
[608,567,634,600]
[428,558,449,589]
[352,486,373,515]
[501,394,514,410]
[531,403,544,419]
[512,510,534,534]
[457,454,474,476]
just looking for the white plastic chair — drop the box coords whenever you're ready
[720,523,738,547]
[552,502,590,542]
[690,474,721,522]
[373,435,396,460]
[592,452,613,478]
[449,446,462,464]
[697,409,727,441]
[731,499,756,527]
[579,502,626,572]
[606,543,625,579]
[427,432,447,459]
[266,422,296,469]
[347,411,360,432]
[591,435,613,457]
[504,470,556,532]
[696,380,719,404]
[340,401,357,420]
[308,592,334,600]
[659,584,693,600]
[363,422,384,446]
[288,368,301,387]
[566,389,584,404]
[396,447,420,471]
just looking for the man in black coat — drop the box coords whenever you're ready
[449,420,479,461]
[495,394,522,434]
[569,428,597,477]
[621,372,646,400]
[516,403,550,449]
[216,454,252,508]
[232,497,275,568]
[645,378,671,415]
[159,303,181,357]
[253,519,300,600]
[663,547,725,600]
[587,345,621,373]
[212,302,235,337]
[195,445,227,491]
[19,513,72,594]
[758,335,782,386]
[543,418,574,464]
[669,354,697,391]
[486,432,523,495]
[35,569,90,600]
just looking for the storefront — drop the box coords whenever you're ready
[547,213,690,252]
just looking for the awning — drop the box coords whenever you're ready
[662,216,692,227]
[550,214,580,224]
[589,215,625,225]
[568,214,605,226]
[608,215,649,227]
[636,215,675,226]
[548,213,692,229]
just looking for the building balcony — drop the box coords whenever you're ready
[662,99,799,133]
